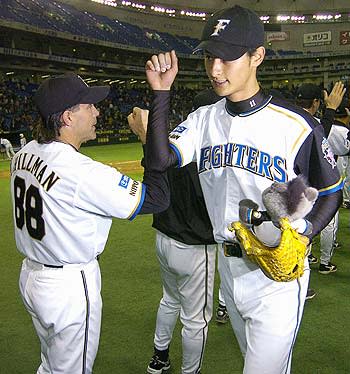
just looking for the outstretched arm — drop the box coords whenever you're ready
[321,81,347,136]
[145,50,179,171]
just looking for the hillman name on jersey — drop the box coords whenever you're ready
[11,152,61,192]
[198,142,287,182]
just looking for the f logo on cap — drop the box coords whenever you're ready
[211,19,231,36]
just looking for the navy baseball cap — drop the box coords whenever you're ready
[335,95,349,116]
[193,5,265,61]
[296,83,322,100]
[34,73,110,119]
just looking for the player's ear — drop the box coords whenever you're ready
[250,46,265,67]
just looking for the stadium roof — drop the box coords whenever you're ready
[140,0,350,13]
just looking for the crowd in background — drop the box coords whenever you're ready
[0,78,198,137]
[0,78,349,145]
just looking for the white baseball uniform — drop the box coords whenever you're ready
[153,90,342,374]
[20,134,27,148]
[320,122,349,265]
[11,140,160,373]
[1,137,16,159]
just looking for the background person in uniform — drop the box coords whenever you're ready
[10,73,169,374]
[1,137,16,159]
[19,133,27,148]
[334,101,350,208]
[128,88,223,374]
[295,81,348,275]
[193,89,230,324]
[134,5,343,373]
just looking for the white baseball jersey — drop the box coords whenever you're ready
[168,97,342,243]
[11,140,145,265]
[20,136,27,148]
[1,138,11,147]
[326,124,350,156]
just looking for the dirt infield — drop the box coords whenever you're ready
[0,160,143,179]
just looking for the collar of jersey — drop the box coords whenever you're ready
[54,140,79,152]
[225,90,272,117]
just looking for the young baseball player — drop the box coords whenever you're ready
[10,73,170,374]
[133,5,343,373]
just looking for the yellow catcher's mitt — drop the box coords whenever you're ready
[229,218,309,282]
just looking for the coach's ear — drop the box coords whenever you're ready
[61,109,74,128]
[250,46,265,68]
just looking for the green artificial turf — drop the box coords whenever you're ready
[1,144,350,373]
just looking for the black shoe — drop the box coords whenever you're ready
[216,305,229,324]
[319,262,337,274]
[306,289,316,300]
[147,353,170,374]
[341,201,350,209]
[333,241,341,250]
[308,253,318,264]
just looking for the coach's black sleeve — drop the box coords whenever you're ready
[145,90,178,172]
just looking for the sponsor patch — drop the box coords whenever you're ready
[118,175,130,189]
[321,138,337,169]
[172,125,187,134]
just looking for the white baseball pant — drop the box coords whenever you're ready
[320,212,339,265]
[218,248,309,374]
[153,231,217,374]
[19,258,102,374]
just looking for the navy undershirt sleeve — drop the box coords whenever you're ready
[145,90,178,171]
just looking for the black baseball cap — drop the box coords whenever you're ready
[296,83,322,100]
[34,73,110,119]
[193,5,264,61]
[335,95,349,116]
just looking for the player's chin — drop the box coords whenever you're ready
[211,82,229,95]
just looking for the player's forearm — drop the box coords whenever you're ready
[305,190,342,238]
[320,108,336,137]
[146,90,178,171]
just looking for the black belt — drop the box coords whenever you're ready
[223,242,242,258]
[43,255,100,268]
[44,264,63,268]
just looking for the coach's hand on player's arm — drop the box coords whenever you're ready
[127,107,149,144]
[145,50,178,91]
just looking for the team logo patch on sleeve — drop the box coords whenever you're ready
[321,138,337,169]
[118,175,130,189]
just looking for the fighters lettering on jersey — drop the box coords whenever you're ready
[11,153,61,192]
[198,142,287,182]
